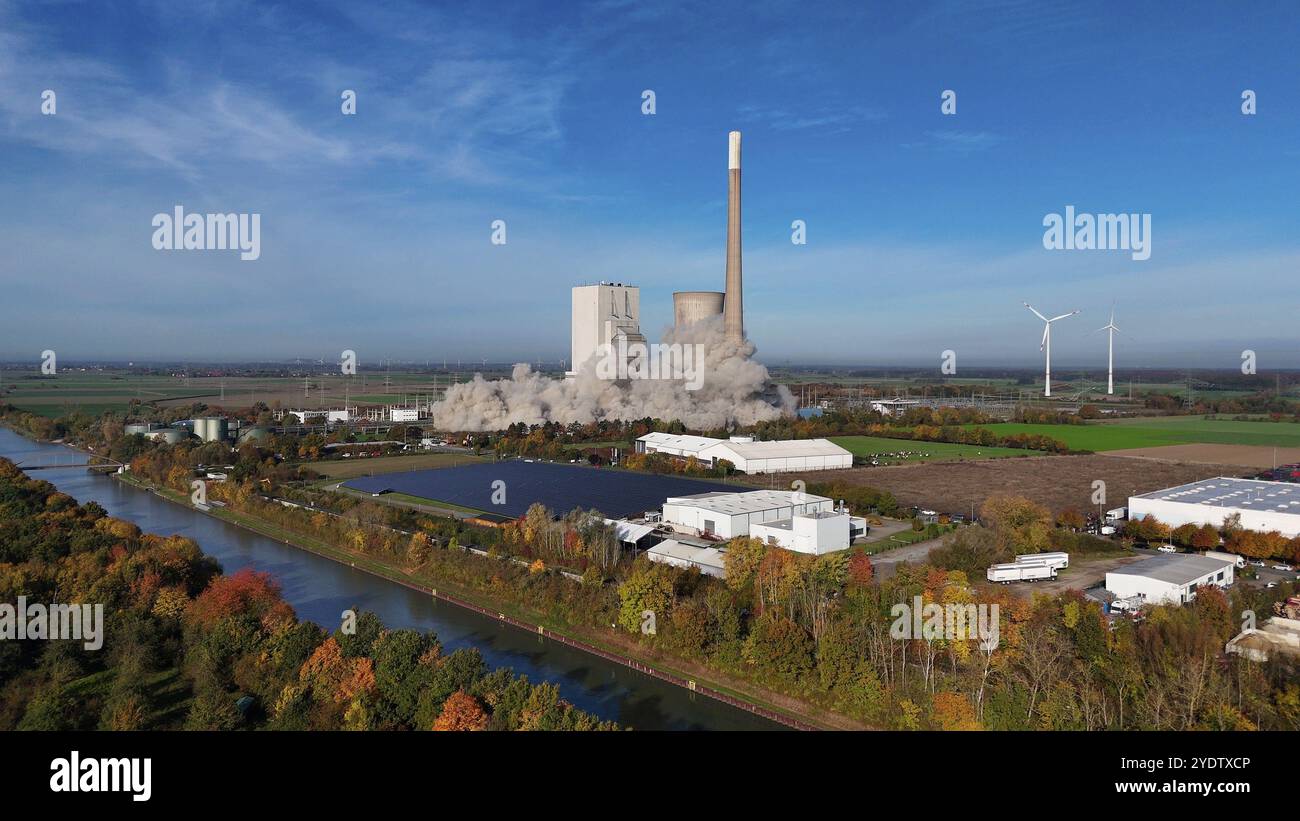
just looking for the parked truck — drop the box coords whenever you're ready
[987,562,1057,583]
[1203,550,1246,569]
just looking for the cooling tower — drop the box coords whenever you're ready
[673,290,725,330]
[723,130,743,343]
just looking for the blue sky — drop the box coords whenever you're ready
[1,0,1298,368]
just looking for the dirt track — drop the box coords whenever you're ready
[759,454,1257,517]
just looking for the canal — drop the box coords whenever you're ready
[0,428,779,730]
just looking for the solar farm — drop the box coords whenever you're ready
[341,460,746,519]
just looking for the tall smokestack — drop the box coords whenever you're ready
[723,130,743,343]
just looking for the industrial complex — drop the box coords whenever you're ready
[1129,477,1300,538]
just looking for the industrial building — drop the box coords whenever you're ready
[567,282,645,377]
[1105,554,1235,605]
[636,432,852,474]
[749,509,863,555]
[661,489,833,539]
[646,538,727,578]
[1129,477,1300,538]
[870,399,921,416]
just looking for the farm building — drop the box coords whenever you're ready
[1105,554,1235,605]
[1129,477,1300,538]
[661,489,834,539]
[636,433,852,474]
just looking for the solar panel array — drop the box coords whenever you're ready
[342,460,745,519]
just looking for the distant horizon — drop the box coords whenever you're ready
[3,357,1298,376]
[3,2,1297,368]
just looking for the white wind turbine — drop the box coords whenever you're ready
[1024,302,1079,397]
[1097,306,1121,395]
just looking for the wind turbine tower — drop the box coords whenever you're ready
[1024,302,1079,397]
[1098,307,1121,395]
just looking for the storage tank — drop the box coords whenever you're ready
[149,428,187,445]
[194,417,228,442]
[238,426,270,444]
[673,291,725,331]
[124,422,151,436]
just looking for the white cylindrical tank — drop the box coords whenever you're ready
[673,291,725,330]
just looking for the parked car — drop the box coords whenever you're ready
[1250,560,1267,567]
[1157,545,1177,553]
[1273,564,1295,572]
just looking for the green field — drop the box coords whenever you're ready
[829,436,1039,464]
[968,417,1300,451]
[305,452,484,479]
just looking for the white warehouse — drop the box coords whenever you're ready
[636,433,852,474]
[1129,477,1300,538]
[1105,554,1235,606]
[662,489,833,539]
[750,510,860,555]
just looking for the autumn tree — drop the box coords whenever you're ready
[433,691,489,731]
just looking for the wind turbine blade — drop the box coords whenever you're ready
[1111,324,1120,333]
[1024,303,1048,322]
[1050,311,1079,322]
[1040,325,1049,349]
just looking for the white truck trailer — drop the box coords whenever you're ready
[1016,552,1069,570]
[987,562,1057,583]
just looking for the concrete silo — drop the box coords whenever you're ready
[194,417,228,442]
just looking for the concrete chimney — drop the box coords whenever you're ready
[723,130,743,343]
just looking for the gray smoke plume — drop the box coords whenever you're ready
[431,316,795,431]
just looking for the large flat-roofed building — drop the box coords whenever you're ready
[1105,554,1235,606]
[1129,477,1300,538]
[750,510,860,555]
[662,489,833,539]
[636,433,852,474]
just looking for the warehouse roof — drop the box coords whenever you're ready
[637,433,720,454]
[701,438,851,459]
[603,518,657,544]
[1109,554,1235,585]
[1133,477,1300,512]
[646,539,727,572]
[665,489,831,515]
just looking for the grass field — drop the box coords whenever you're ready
[303,452,484,479]
[830,435,1039,464]
[968,417,1300,451]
